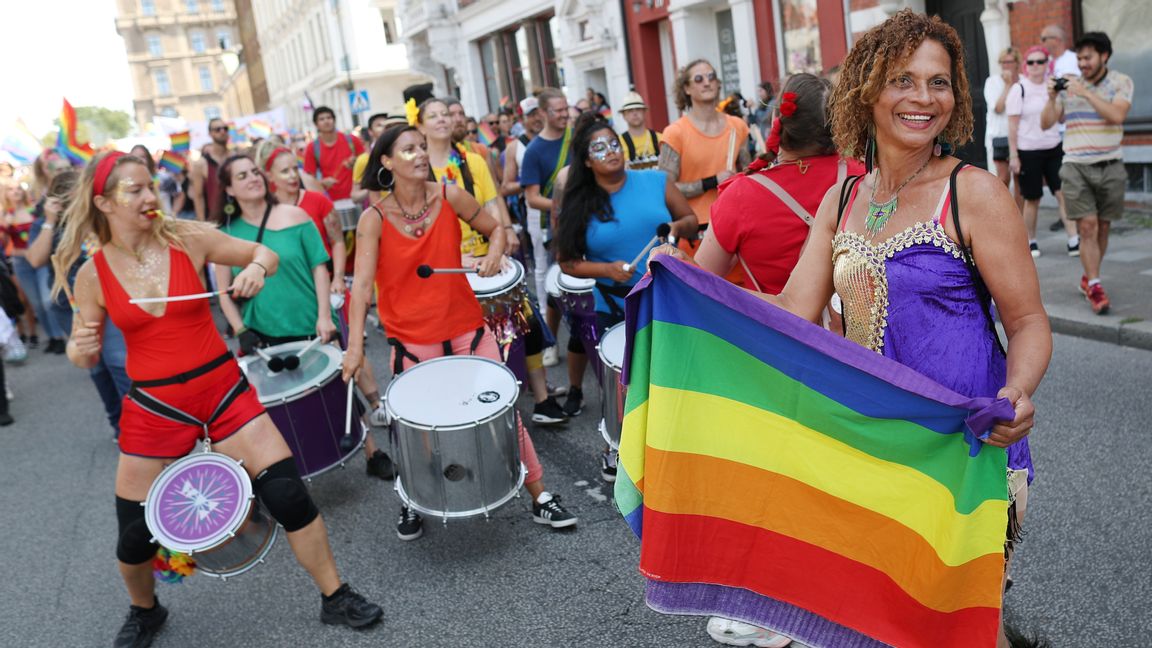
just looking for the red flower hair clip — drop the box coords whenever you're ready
[779,92,798,117]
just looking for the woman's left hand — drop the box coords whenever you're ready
[985,386,1034,448]
[316,317,337,343]
[648,243,689,265]
[504,227,520,256]
[230,264,266,299]
[476,253,502,278]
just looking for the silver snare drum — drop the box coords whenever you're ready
[596,323,627,449]
[333,199,360,232]
[385,356,525,521]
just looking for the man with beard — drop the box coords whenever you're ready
[189,117,230,222]
[1041,32,1133,315]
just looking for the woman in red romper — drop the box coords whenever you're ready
[55,151,381,647]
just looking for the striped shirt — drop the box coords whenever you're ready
[1058,69,1133,164]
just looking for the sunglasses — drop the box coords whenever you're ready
[692,72,718,85]
[1026,59,1048,66]
[468,129,478,135]
[210,126,228,132]
[486,121,498,127]
[999,59,1018,65]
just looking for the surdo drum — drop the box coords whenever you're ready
[385,356,525,522]
[144,450,277,578]
[239,341,366,479]
[596,323,627,449]
[333,199,360,232]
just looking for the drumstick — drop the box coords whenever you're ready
[129,290,225,305]
[416,264,479,278]
[339,377,358,453]
[621,224,673,273]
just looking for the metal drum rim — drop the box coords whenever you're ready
[238,341,343,404]
[144,452,254,553]
[383,355,520,428]
[394,463,527,520]
[467,258,525,298]
[195,511,279,579]
[557,270,596,293]
[596,322,627,371]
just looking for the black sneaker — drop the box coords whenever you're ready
[601,451,617,483]
[562,387,584,417]
[365,450,396,481]
[113,598,168,648]
[1067,240,1080,257]
[532,492,578,528]
[320,583,383,629]
[28,335,38,349]
[0,413,13,426]
[396,506,423,541]
[1049,219,1063,232]
[532,397,568,425]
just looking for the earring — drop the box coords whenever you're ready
[933,137,943,157]
[376,167,394,190]
[864,129,876,174]
[223,195,236,216]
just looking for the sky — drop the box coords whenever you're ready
[1,0,135,138]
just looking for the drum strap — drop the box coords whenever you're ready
[131,351,234,387]
[594,282,630,321]
[387,327,485,375]
[128,374,251,430]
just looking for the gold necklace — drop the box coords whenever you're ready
[109,240,149,264]
[772,157,810,174]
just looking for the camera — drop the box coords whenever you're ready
[1053,78,1069,92]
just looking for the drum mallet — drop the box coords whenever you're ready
[416,264,479,278]
[282,337,324,371]
[622,223,673,273]
[339,378,359,453]
[253,347,286,373]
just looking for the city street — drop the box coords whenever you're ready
[0,327,1149,647]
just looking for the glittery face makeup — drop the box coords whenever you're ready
[397,149,421,161]
[588,135,622,162]
[114,178,138,206]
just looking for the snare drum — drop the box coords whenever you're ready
[333,199,360,232]
[466,258,532,344]
[596,323,627,449]
[385,356,525,521]
[240,341,366,479]
[144,451,277,579]
[556,271,601,374]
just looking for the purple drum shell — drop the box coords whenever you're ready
[148,454,248,550]
[504,335,528,384]
[262,377,366,479]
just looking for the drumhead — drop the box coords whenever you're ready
[466,258,524,297]
[145,452,253,553]
[386,356,518,429]
[544,264,562,298]
[239,341,342,403]
[558,271,596,293]
[598,322,627,370]
[333,199,357,212]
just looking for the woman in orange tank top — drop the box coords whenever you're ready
[53,152,383,646]
[344,126,578,540]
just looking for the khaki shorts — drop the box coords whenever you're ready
[1059,160,1127,220]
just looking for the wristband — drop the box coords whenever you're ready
[41,222,55,231]
[702,176,718,192]
[249,261,268,276]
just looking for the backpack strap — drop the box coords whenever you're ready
[312,139,322,179]
[747,173,813,225]
[621,132,637,161]
[948,162,1007,357]
[835,175,863,229]
[648,129,660,154]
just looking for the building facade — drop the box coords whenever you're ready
[251,0,429,134]
[114,0,242,128]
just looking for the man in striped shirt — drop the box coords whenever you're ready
[1041,32,1133,315]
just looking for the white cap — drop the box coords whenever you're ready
[519,97,540,115]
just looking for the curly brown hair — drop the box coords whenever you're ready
[828,9,973,160]
[674,59,715,112]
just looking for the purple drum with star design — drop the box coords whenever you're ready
[550,267,601,377]
[144,451,277,578]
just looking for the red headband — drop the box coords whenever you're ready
[264,147,294,172]
[92,151,127,199]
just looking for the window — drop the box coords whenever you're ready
[478,37,502,112]
[146,35,162,57]
[777,0,822,75]
[190,31,206,54]
[217,29,232,50]
[185,0,199,13]
[160,107,179,118]
[154,69,172,97]
[211,0,225,11]
[141,0,155,16]
[205,106,222,120]
[198,65,213,92]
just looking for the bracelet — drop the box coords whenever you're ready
[41,222,55,230]
[249,261,268,276]
[701,176,718,192]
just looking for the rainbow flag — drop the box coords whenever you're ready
[246,119,274,140]
[476,122,497,147]
[598,105,613,120]
[168,131,190,153]
[57,98,94,165]
[158,150,186,174]
[616,257,1013,648]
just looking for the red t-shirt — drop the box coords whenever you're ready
[710,155,865,294]
[303,133,365,201]
[296,190,336,257]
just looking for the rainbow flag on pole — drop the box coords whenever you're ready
[168,131,190,153]
[616,257,1013,648]
[57,99,94,165]
[476,122,497,147]
[158,150,187,174]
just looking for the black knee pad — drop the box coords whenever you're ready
[253,458,319,532]
[115,496,156,565]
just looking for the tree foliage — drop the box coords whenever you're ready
[51,106,133,146]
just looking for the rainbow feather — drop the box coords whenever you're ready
[152,547,196,584]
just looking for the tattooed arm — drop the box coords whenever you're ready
[322,206,347,293]
[736,143,751,172]
[659,143,703,199]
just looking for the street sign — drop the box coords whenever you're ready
[349,90,371,115]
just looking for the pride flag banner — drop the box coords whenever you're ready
[168,131,190,153]
[615,257,1012,648]
[158,150,186,174]
[246,119,274,140]
[57,99,94,165]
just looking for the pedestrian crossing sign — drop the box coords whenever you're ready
[349,90,371,114]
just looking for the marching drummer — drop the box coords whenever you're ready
[345,125,578,541]
[555,112,697,481]
[56,151,383,647]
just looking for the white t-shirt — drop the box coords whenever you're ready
[1052,49,1079,79]
[983,74,1011,141]
[1006,78,1063,151]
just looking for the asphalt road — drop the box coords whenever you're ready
[0,330,1148,647]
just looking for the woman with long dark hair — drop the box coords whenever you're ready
[555,112,697,480]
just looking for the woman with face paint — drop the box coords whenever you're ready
[347,125,578,541]
[555,112,698,481]
[54,151,383,647]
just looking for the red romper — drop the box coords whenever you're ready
[95,246,266,458]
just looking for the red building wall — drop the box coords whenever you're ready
[1007,0,1075,53]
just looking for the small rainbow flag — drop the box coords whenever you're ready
[168,131,190,153]
[616,257,1013,648]
[598,105,613,120]
[57,98,94,165]
[246,119,274,140]
[476,122,497,147]
[158,150,187,174]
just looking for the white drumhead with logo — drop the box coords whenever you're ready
[385,356,519,430]
[465,258,524,297]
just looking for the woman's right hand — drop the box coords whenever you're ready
[342,347,363,383]
[1009,156,1021,175]
[648,243,689,265]
[606,261,635,283]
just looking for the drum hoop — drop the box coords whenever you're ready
[557,271,596,293]
[238,342,343,403]
[384,355,520,428]
[596,322,627,370]
[144,452,254,553]
[468,259,525,297]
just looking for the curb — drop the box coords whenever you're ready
[1048,314,1152,352]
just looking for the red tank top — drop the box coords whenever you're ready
[94,246,228,381]
[374,194,484,344]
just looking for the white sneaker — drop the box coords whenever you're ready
[541,346,559,367]
[368,402,389,427]
[706,617,792,648]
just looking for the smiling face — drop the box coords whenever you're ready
[1024,52,1048,83]
[544,97,570,132]
[268,152,300,194]
[385,130,430,183]
[1077,46,1108,82]
[224,158,267,203]
[5,183,27,208]
[95,162,160,228]
[585,128,624,175]
[871,39,955,153]
[419,101,453,144]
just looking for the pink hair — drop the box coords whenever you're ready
[1022,45,1051,74]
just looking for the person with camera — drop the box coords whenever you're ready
[1041,32,1133,315]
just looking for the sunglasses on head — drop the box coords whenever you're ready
[1026,59,1048,66]
[692,72,718,84]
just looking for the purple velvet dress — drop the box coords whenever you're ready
[832,179,1034,481]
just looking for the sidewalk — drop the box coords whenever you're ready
[1031,207,1152,350]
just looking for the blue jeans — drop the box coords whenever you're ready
[90,321,130,435]
[12,258,67,339]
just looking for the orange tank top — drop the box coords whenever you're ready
[94,246,228,382]
[374,194,484,344]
